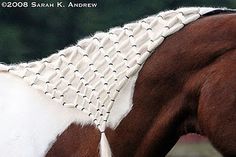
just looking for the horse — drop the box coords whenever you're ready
[0,7,235,157]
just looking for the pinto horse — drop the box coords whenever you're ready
[0,8,235,157]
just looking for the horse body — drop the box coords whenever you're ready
[0,8,235,157]
[0,73,93,157]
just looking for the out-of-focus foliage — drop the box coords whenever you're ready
[0,0,235,63]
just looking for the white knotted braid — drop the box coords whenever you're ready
[1,7,219,157]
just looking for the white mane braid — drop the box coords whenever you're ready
[0,7,224,157]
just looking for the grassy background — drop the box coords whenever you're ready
[0,0,236,63]
[167,136,222,157]
[167,142,222,157]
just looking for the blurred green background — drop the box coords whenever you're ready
[0,0,235,156]
[0,0,236,64]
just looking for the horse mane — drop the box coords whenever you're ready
[203,8,236,16]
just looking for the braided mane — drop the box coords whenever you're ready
[0,7,223,157]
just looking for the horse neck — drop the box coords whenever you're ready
[47,13,236,157]
[105,48,200,157]
[106,61,199,157]
[108,13,236,157]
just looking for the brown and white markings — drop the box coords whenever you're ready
[0,8,235,157]
[47,11,236,157]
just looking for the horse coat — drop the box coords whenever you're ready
[0,7,230,157]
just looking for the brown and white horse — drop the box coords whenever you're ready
[0,9,235,157]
